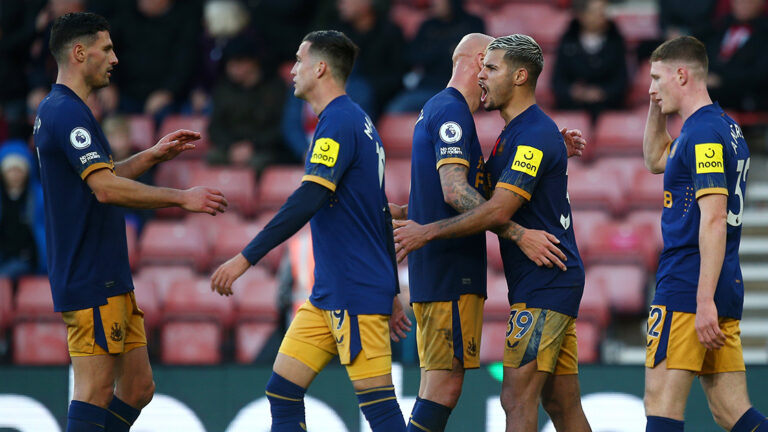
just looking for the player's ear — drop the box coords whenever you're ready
[315,60,327,79]
[72,42,87,63]
[676,66,688,86]
[475,52,484,70]
[514,67,529,86]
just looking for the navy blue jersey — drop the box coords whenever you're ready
[655,103,748,319]
[408,87,488,302]
[485,105,584,317]
[303,95,398,315]
[34,84,133,312]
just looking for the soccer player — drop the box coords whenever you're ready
[211,30,410,432]
[34,12,228,432]
[396,33,586,432]
[642,36,767,432]
[393,34,591,432]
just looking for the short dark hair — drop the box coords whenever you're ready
[302,30,359,84]
[49,12,111,64]
[650,36,708,72]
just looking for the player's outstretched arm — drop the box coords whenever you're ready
[211,181,331,296]
[561,128,586,158]
[643,98,672,174]
[695,193,728,350]
[393,187,524,262]
[86,168,227,214]
[438,164,567,270]
[114,129,201,179]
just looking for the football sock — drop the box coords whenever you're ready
[67,400,107,431]
[646,415,684,431]
[356,385,406,432]
[732,407,768,432]
[265,372,307,431]
[407,397,452,432]
[106,396,140,431]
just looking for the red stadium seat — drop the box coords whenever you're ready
[485,271,509,321]
[135,265,196,304]
[549,111,593,144]
[0,278,12,330]
[132,276,160,330]
[139,221,210,271]
[235,322,277,363]
[594,110,647,157]
[15,276,57,321]
[628,168,664,210]
[592,157,647,193]
[257,165,306,211]
[185,211,244,245]
[578,276,611,327]
[479,320,507,363]
[127,115,156,150]
[575,319,601,363]
[486,231,504,273]
[164,278,235,328]
[568,166,626,215]
[210,220,265,268]
[161,321,221,365]
[571,209,611,256]
[13,322,69,365]
[628,61,651,108]
[153,160,206,218]
[377,113,419,158]
[485,4,569,52]
[583,220,659,270]
[626,209,663,257]
[474,112,505,156]
[156,115,210,159]
[613,11,659,46]
[385,158,411,205]
[586,264,647,316]
[188,166,257,216]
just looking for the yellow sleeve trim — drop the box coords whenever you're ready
[495,182,531,201]
[436,158,470,170]
[80,162,114,180]
[302,174,337,192]
[695,187,728,199]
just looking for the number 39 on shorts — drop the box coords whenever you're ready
[506,309,534,339]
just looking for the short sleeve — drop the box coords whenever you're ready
[302,117,355,192]
[55,106,113,180]
[494,129,559,201]
[432,104,476,170]
[683,128,728,199]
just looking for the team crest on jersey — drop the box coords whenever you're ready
[70,127,92,150]
[694,143,724,174]
[439,122,462,144]
[310,138,340,167]
[511,145,543,177]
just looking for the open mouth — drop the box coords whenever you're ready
[479,81,488,103]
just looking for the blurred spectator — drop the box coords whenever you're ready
[552,0,628,119]
[102,0,201,118]
[335,0,407,118]
[659,0,718,39]
[701,0,768,111]
[208,37,291,171]
[0,1,39,140]
[281,95,318,161]
[386,0,485,113]
[247,0,318,64]
[0,142,46,278]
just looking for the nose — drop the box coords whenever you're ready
[291,63,298,76]
[477,68,487,81]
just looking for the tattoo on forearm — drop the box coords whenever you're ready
[506,222,526,242]
[440,164,486,213]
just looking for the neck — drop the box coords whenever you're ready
[56,68,92,103]
[500,88,536,125]
[447,61,481,113]
[678,84,713,122]
[307,82,346,116]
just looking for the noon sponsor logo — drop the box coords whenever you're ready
[694,143,724,174]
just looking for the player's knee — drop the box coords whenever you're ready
[500,386,530,415]
[541,393,565,421]
[427,375,463,407]
[126,377,155,409]
[137,379,155,408]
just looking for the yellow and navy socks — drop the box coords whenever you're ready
[265,372,307,431]
[407,397,452,432]
[67,400,107,432]
[356,385,406,432]
[732,407,768,432]
[646,416,684,431]
[105,396,141,431]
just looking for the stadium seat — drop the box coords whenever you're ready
[161,321,221,365]
[578,276,611,327]
[567,166,626,215]
[132,276,160,330]
[479,320,507,363]
[257,165,306,211]
[626,209,663,257]
[549,111,593,149]
[474,111,506,156]
[210,220,265,268]
[0,278,12,330]
[571,209,611,256]
[486,231,504,273]
[128,115,156,150]
[586,264,647,316]
[627,60,651,107]
[385,158,411,205]
[156,115,210,159]
[592,157,646,194]
[13,322,69,365]
[15,276,57,321]
[594,110,647,157]
[185,211,244,245]
[377,113,419,158]
[613,11,659,46]
[153,160,206,218]
[485,4,569,52]
[485,271,509,321]
[582,220,659,270]
[235,322,277,363]
[628,168,664,210]
[163,278,235,328]
[188,166,258,216]
[138,220,210,271]
[575,319,601,363]
[135,265,196,304]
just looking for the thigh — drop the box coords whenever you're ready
[278,301,337,374]
[644,361,695,419]
[700,371,751,429]
[502,360,549,404]
[71,354,119,406]
[503,304,572,374]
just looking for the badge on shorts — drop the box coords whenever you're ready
[694,143,724,174]
[70,127,92,150]
[310,138,340,167]
[439,121,462,144]
[510,145,543,177]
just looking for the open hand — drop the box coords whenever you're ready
[152,129,201,163]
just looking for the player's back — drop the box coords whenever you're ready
[34,84,133,312]
[305,96,398,315]
[656,103,749,319]
[408,87,488,302]
[486,104,584,317]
